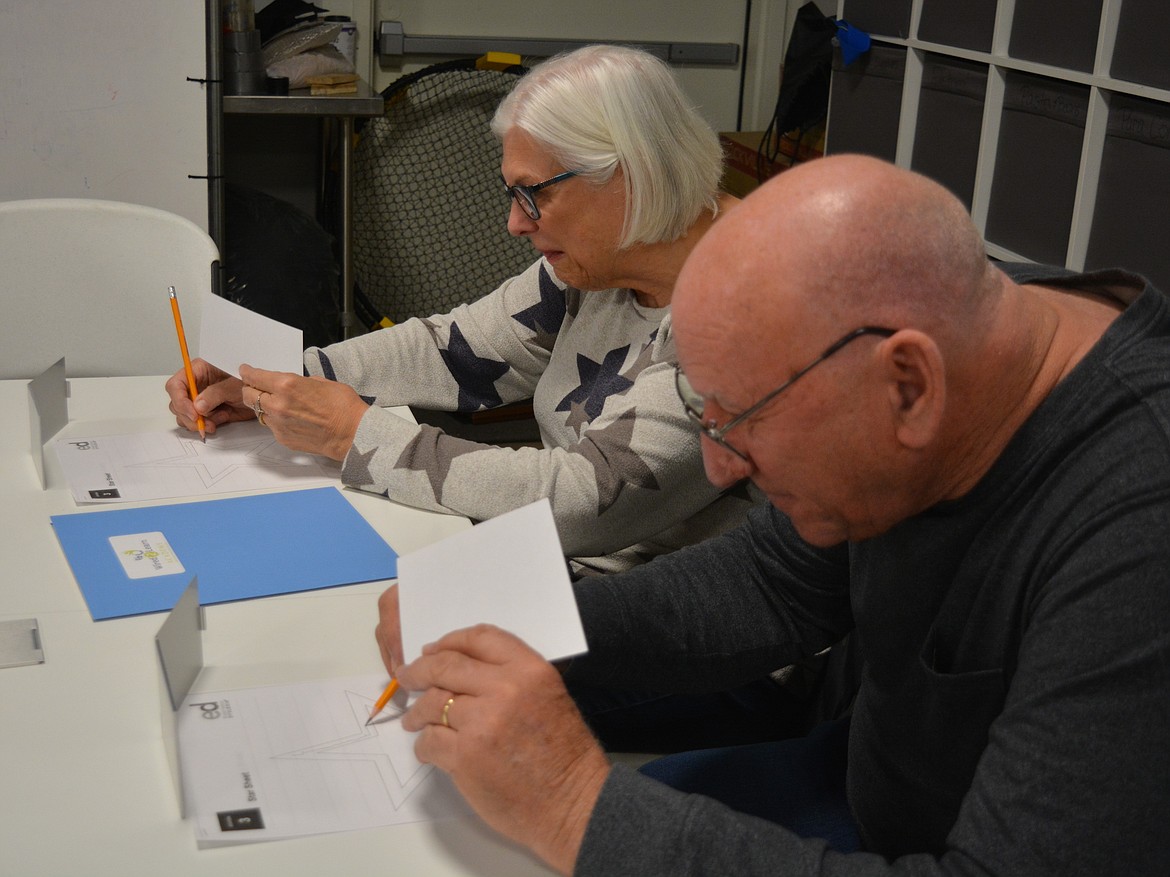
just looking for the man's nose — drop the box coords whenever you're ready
[701,437,753,490]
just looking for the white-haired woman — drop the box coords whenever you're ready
[167,44,751,576]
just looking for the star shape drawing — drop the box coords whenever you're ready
[389,426,484,503]
[570,409,660,512]
[126,430,329,487]
[511,265,567,348]
[273,689,431,811]
[315,350,340,381]
[314,351,376,404]
[556,345,635,432]
[439,322,510,412]
[343,445,380,490]
[620,331,659,383]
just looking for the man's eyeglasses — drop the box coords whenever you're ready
[675,326,899,461]
[501,171,578,221]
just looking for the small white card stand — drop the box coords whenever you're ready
[155,577,204,817]
[27,357,68,488]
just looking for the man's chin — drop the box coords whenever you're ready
[796,527,849,548]
[771,501,849,548]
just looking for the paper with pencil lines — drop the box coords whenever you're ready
[178,673,469,847]
[54,421,338,504]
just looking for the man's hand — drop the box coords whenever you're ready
[397,624,611,875]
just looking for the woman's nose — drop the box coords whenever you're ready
[507,199,537,236]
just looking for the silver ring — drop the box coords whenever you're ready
[441,696,455,728]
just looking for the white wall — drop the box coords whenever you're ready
[369,0,750,131]
[0,0,836,235]
[0,0,209,229]
[361,1,839,132]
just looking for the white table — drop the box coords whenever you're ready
[0,376,553,877]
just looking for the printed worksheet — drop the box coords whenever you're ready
[54,421,339,503]
[178,673,469,847]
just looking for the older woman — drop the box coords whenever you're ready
[166,44,752,575]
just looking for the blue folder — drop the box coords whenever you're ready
[51,487,398,620]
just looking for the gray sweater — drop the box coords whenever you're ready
[305,258,752,574]
[568,266,1170,875]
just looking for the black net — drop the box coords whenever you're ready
[352,60,537,326]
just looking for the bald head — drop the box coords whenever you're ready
[675,155,997,351]
[673,156,1035,541]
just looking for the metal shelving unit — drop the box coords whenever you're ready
[203,1,383,339]
[826,0,1170,289]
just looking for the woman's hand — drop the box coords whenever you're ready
[375,584,405,677]
[238,364,369,461]
[165,358,251,436]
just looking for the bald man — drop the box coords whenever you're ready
[379,155,1170,875]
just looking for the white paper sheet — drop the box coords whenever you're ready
[197,287,304,378]
[397,498,588,665]
[178,674,469,847]
[54,421,339,503]
[171,499,584,847]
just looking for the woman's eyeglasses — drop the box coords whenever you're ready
[501,171,578,221]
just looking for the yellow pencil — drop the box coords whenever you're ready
[168,287,205,442]
[365,677,399,726]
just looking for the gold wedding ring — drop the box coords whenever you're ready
[441,696,455,728]
[253,391,267,426]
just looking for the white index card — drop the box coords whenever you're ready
[397,498,587,666]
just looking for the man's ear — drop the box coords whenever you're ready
[880,330,945,450]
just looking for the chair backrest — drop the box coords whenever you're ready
[352,59,536,326]
[0,198,220,380]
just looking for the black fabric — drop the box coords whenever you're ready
[770,4,837,136]
[222,183,340,349]
[255,0,328,44]
[758,3,837,177]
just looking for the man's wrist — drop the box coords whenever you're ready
[534,754,612,875]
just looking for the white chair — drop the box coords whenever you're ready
[0,198,220,380]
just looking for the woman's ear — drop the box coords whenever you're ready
[880,330,946,450]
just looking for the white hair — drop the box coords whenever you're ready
[491,44,722,248]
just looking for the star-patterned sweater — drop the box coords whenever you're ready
[304,258,754,574]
